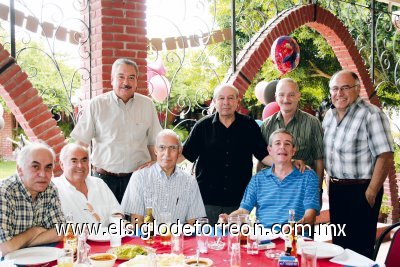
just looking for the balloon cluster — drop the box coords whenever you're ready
[147,58,170,102]
[0,104,4,130]
[254,80,280,120]
[271,36,300,75]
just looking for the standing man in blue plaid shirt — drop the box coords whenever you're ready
[323,70,394,259]
[0,142,65,256]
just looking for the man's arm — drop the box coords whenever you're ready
[135,145,157,170]
[314,159,324,189]
[0,227,46,255]
[218,208,249,223]
[297,209,317,225]
[365,152,394,207]
[27,228,63,247]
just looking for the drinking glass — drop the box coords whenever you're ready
[196,218,210,253]
[238,214,249,248]
[170,233,184,254]
[109,214,122,247]
[159,211,172,245]
[57,248,73,267]
[227,215,241,255]
[301,246,317,267]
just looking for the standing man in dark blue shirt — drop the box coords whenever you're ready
[182,84,269,224]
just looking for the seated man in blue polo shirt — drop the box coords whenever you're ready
[220,128,320,230]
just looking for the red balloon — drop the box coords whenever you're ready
[271,36,300,75]
[262,102,280,120]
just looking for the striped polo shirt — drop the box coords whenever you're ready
[240,167,320,228]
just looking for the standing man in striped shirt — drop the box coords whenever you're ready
[259,78,324,192]
[323,70,394,258]
[121,129,206,226]
[220,129,320,228]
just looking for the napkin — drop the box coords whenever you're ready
[329,248,380,267]
[0,259,16,267]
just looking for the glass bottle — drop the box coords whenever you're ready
[76,227,91,266]
[144,207,155,244]
[63,214,77,260]
[285,209,297,256]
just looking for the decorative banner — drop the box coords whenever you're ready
[149,75,171,102]
[271,36,300,75]
[263,80,279,104]
[262,102,280,120]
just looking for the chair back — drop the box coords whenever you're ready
[385,226,400,267]
[373,221,400,266]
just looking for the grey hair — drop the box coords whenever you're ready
[268,128,296,148]
[213,84,239,99]
[156,129,182,147]
[17,141,56,167]
[60,143,89,163]
[329,70,360,87]
[111,58,139,78]
[275,78,299,95]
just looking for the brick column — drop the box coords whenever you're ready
[0,111,13,160]
[82,0,148,100]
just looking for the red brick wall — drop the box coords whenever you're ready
[81,0,148,99]
[0,48,65,174]
[0,111,13,160]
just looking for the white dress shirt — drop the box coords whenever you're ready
[71,91,162,173]
[53,175,122,225]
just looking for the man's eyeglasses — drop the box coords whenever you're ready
[157,145,180,152]
[329,84,359,93]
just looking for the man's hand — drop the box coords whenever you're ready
[218,213,229,224]
[135,160,156,171]
[292,159,309,173]
[365,187,377,208]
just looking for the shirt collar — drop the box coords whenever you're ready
[212,111,238,124]
[111,91,135,105]
[275,109,300,122]
[59,174,86,190]
[331,97,362,117]
[155,162,179,178]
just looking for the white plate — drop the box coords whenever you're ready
[5,246,61,265]
[88,227,128,242]
[297,241,344,259]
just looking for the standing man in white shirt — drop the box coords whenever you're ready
[71,58,162,203]
[53,143,123,225]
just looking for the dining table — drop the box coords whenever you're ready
[51,235,342,267]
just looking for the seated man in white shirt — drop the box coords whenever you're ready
[53,143,123,226]
[121,129,206,225]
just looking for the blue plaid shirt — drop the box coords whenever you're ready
[0,174,65,242]
[323,97,394,179]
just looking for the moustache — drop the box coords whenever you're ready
[121,85,132,89]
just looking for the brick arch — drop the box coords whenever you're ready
[0,45,65,174]
[225,3,399,222]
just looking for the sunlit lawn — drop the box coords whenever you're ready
[0,161,16,180]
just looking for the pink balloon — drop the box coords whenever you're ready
[255,81,268,104]
[149,75,171,102]
[262,102,280,120]
[147,57,166,76]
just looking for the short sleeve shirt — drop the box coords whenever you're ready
[260,109,324,169]
[0,174,65,242]
[183,112,268,206]
[71,92,162,173]
[240,167,320,228]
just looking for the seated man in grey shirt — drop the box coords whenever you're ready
[121,129,206,225]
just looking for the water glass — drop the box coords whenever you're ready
[159,211,172,245]
[57,248,73,267]
[301,246,317,267]
[247,229,259,255]
[196,218,210,253]
[228,215,241,255]
[230,243,241,267]
[170,233,184,254]
[109,214,122,247]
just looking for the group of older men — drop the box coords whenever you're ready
[0,57,394,260]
